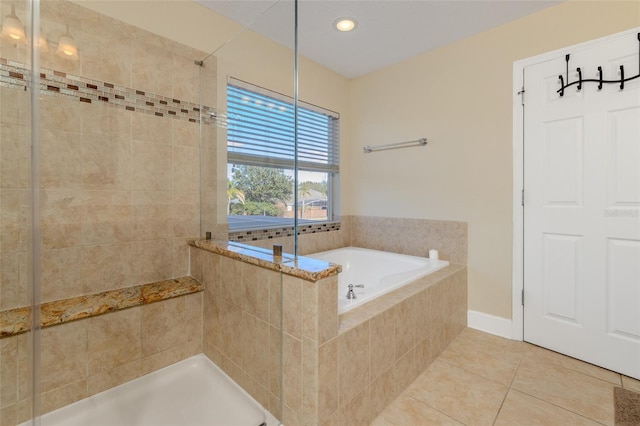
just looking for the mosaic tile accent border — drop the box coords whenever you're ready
[0,57,226,126]
[228,221,341,242]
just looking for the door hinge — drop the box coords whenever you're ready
[521,189,525,206]
[521,289,525,306]
[518,88,525,106]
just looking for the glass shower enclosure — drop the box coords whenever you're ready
[0,0,299,424]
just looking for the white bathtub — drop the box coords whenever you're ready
[309,247,450,314]
[24,354,277,426]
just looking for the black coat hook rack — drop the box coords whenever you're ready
[557,33,640,97]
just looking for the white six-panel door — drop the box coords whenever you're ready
[523,30,640,379]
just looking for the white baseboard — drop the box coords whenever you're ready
[467,310,514,340]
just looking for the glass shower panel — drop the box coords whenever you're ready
[0,0,37,424]
[200,0,298,253]
[199,1,297,424]
[16,0,208,423]
[291,0,343,259]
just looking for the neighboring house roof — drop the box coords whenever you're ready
[285,189,327,206]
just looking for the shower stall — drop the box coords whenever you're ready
[0,0,302,424]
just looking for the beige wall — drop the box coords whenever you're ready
[348,1,640,319]
[69,0,242,56]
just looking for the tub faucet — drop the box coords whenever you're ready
[346,284,364,300]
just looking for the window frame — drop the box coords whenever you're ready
[225,78,340,232]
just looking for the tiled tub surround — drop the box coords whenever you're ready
[332,265,467,426]
[349,216,468,265]
[239,216,467,264]
[191,239,467,426]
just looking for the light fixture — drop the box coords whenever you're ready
[56,25,78,60]
[1,4,26,42]
[334,17,357,32]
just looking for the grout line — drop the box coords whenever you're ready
[372,326,623,425]
[491,351,526,425]
[508,350,613,425]
[523,342,623,387]
[505,389,609,426]
[404,394,465,425]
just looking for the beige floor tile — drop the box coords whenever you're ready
[406,358,508,425]
[512,353,616,425]
[495,389,602,426]
[622,375,640,393]
[372,394,463,426]
[525,343,621,385]
[438,327,526,386]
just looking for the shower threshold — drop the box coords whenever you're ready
[22,354,278,426]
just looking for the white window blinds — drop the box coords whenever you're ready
[226,78,339,173]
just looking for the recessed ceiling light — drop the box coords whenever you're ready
[334,17,357,32]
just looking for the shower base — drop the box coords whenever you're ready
[21,354,278,426]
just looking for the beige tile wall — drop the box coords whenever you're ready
[0,2,33,418]
[35,96,202,303]
[194,242,466,426]
[213,214,467,425]
[244,215,467,264]
[0,332,33,425]
[1,0,207,306]
[315,267,467,426]
[350,216,468,264]
[0,54,32,313]
[243,216,352,255]
[1,0,212,423]
[193,248,274,414]
[0,292,203,425]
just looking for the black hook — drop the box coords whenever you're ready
[620,65,625,90]
[597,66,603,90]
[559,75,565,97]
[577,67,582,91]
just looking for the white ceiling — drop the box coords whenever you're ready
[197,0,561,79]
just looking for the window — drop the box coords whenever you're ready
[226,78,339,231]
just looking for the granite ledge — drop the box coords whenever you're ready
[0,276,203,338]
[189,239,341,282]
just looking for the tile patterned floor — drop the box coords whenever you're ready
[372,328,640,425]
